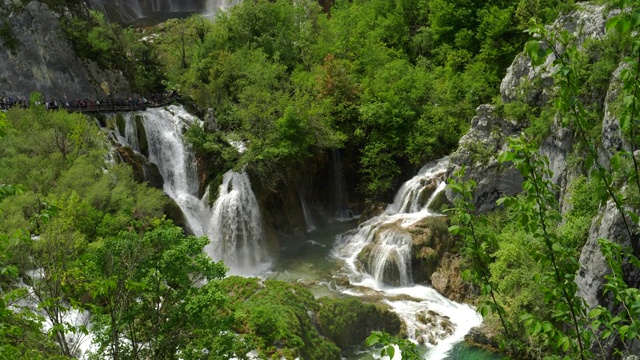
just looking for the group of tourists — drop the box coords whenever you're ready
[0,90,179,112]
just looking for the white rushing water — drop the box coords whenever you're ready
[142,107,208,236]
[204,170,271,275]
[113,106,270,275]
[333,157,482,359]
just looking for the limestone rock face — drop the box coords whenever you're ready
[0,1,132,100]
[446,104,523,213]
[575,200,640,356]
[447,5,639,356]
[500,4,611,104]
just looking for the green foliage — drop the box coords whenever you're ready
[61,10,165,94]
[498,136,591,359]
[152,0,571,200]
[365,331,422,360]
[447,167,515,353]
[222,277,341,360]
[85,220,235,359]
[0,106,166,238]
[317,297,401,351]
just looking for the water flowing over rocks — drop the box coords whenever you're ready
[333,158,483,356]
[204,170,273,273]
[0,1,132,100]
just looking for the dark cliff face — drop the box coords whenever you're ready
[0,1,132,100]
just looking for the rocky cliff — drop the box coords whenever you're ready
[0,1,132,100]
[446,3,640,357]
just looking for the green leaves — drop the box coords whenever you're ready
[365,331,421,360]
[525,40,552,67]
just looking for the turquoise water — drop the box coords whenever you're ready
[443,342,503,360]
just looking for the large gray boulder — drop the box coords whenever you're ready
[445,104,523,212]
[0,1,132,100]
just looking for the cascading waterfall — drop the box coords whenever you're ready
[109,106,270,275]
[204,171,271,274]
[333,157,482,359]
[369,230,413,286]
[141,107,207,236]
[386,159,450,215]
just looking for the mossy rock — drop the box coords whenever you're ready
[134,114,148,157]
[427,189,451,213]
[163,197,187,232]
[409,216,452,283]
[115,113,126,138]
[220,277,342,360]
[317,297,402,351]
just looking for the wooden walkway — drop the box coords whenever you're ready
[0,96,180,113]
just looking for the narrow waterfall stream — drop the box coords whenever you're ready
[298,186,317,233]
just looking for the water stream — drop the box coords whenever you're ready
[298,186,317,233]
[204,170,271,275]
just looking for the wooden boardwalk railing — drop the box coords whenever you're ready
[0,96,180,113]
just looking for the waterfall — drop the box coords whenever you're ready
[141,107,207,235]
[107,105,271,275]
[331,149,351,220]
[332,157,482,358]
[386,158,449,215]
[298,187,316,233]
[369,230,412,286]
[204,170,271,274]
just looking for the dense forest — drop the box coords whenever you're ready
[1,0,640,359]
